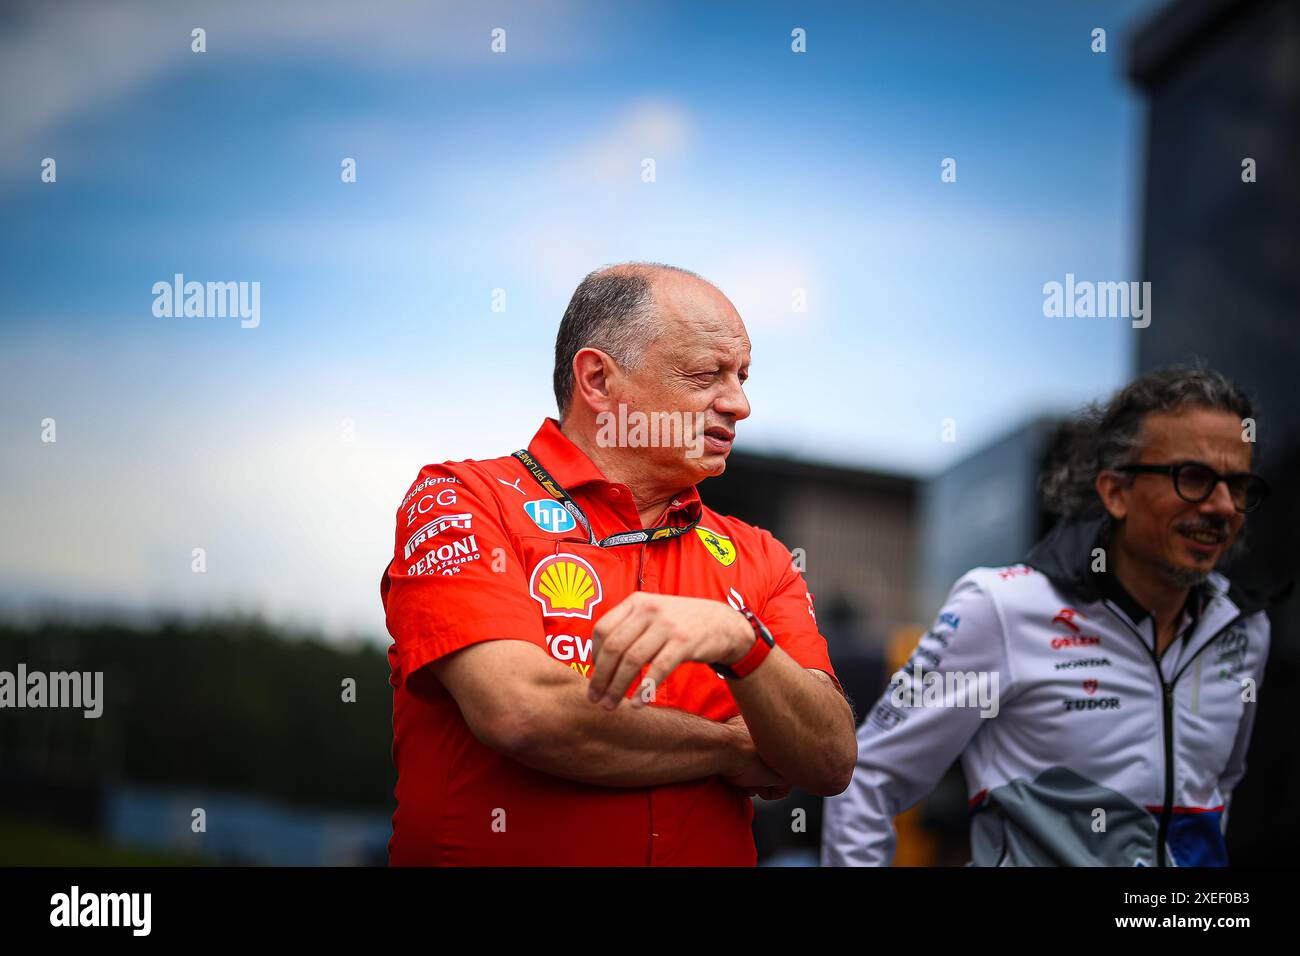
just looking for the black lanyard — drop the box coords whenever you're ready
[511,449,699,548]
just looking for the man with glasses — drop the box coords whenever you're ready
[382,262,855,865]
[823,365,1287,866]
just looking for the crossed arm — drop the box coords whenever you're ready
[428,638,778,789]
[427,592,857,797]
[585,591,856,796]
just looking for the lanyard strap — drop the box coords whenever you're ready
[511,449,699,548]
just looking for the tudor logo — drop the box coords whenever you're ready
[696,526,737,567]
[1083,679,1099,696]
[1063,696,1120,712]
[530,554,603,619]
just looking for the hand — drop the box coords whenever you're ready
[721,715,789,799]
[587,592,754,710]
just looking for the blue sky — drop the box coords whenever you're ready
[0,0,1167,638]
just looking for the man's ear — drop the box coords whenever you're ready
[1095,470,1129,522]
[572,347,615,415]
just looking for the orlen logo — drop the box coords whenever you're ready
[530,554,603,619]
[1051,635,1102,649]
[1053,608,1084,633]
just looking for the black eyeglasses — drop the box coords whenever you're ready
[1114,461,1270,513]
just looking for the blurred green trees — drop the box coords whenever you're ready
[0,615,395,813]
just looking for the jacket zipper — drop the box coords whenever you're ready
[1157,681,1174,864]
[1103,600,1245,866]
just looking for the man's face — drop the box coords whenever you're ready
[1102,406,1251,588]
[605,276,752,487]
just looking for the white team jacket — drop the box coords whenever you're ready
[822,517,1285,867]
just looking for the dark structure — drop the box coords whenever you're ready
[916,418,1067,622]
[1129,0,1300,865]
[705,449,918,863]
[705,449,919,659]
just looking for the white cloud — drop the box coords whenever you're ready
[557,98,693,189]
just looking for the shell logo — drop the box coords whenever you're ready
[529,553,603,619]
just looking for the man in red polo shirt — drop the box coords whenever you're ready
[381,262,856,865]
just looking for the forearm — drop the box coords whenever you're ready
[822,758,904,866]
[727,645,855,796]
[506,672,746,787]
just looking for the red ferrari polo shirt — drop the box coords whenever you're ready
[381,417,838,865]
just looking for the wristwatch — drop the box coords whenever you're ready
[712,606,775,680]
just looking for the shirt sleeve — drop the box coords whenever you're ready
[381,463,545,688]
[821,572,1009,866]
[753,529,839,688]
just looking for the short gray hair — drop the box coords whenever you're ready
[552,262,703,415]
[1040,363,1256,519]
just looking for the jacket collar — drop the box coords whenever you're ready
[1023,515,1289,620]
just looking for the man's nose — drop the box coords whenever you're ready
[1199,479,1237,518]
[715,375,751,421]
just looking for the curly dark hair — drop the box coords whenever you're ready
[1040,363,1257,519]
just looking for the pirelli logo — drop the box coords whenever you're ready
[403,513,473,560]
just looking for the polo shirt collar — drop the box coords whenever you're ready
[525,418,704,520]
[527,418,607,490]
